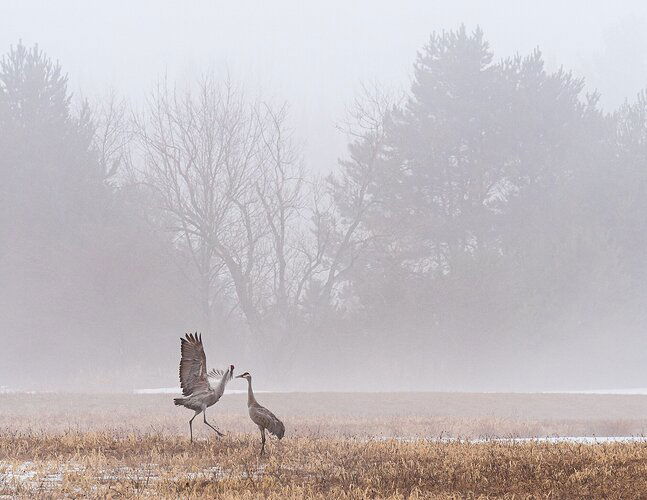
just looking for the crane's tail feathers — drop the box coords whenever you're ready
[173,397,186,406]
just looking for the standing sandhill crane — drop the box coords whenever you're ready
[235,371,285,455]
[173,332,234,442]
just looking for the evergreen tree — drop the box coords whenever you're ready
[332,26,625,387]
[0,43,193,389]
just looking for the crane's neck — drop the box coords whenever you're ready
[246,377,258,407]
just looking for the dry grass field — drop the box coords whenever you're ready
[2,392,647,497]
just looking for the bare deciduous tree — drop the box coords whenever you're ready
[135,74,397,375]
[135,77,263,333]
[92,90,131,184]
[135,76,317,349]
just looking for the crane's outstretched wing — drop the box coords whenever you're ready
[208,368,226,379]
[251,405,285,439]
[207,368,230,386]
[179,332,210,396]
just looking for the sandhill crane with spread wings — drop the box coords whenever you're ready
[236,371,285,455]
[173,332,234,442]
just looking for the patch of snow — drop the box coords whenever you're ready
[134,387,181,394]
[378,436,647,444]
[488,436,647,444]
[0,386,37,394]
[542,388,647,395]
[0,461,266,491]
[133,387,266,394]
[183,466,226,480]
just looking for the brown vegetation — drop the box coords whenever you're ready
[2,432,647,498]
[1,392,647,497]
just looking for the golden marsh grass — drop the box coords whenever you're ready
[2,392,647,497]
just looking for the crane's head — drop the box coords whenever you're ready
[236,371,251,381]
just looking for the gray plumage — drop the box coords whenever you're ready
[236,371,285,455]
[173,332,234,442]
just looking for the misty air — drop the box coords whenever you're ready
[2,1,647,497]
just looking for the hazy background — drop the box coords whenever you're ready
[2,0,647,393]
[3,0,647,172]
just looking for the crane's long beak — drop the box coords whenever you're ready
[235,374,245,379]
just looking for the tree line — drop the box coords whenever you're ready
[2,27,647,390]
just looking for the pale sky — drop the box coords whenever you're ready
[3,0,647,173]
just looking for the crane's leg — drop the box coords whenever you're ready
[203,410,225,437]
[259,427,266,456]
[189,410,200,443]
